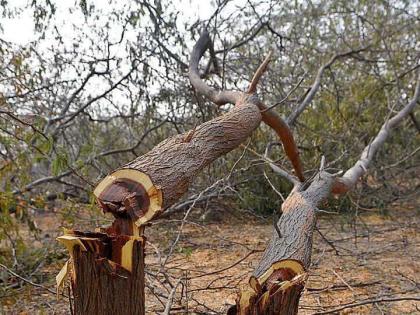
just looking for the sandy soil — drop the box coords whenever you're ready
[1,205,419,314]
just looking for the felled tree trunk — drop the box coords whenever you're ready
[234,173,335,315]
[57,223,145,315]
[94,96,261,226]
[233,74,420,315]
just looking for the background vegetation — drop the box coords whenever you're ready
[0,0,419,312]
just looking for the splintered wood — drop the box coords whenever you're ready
[57,230,145,315]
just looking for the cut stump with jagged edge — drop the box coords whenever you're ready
[56,229,146,315]
[233,259,306,315]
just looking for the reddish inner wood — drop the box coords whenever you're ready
[98,178,150,221]
[111,235,131,265]
[69,230,133,266]
[264,268,296,292]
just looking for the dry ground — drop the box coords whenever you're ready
[1,203,419,314]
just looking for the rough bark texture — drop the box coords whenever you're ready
[94,29,305,225]
[125,98,261,208]
[95,96,262,224]
[72,242,145,315]
[123,102,261,208]
[236,172,335,315]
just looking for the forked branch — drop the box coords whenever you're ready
[258,102,305,181]
[237,72,419,315]
[189,29,305,182]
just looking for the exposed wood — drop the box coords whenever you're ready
[51,26,419,315]
[57,230,145,315]
[94,29,300,226]
[236,172,335,314]
[60,29,282,315]
[255,172,335,276]
[235,260,306,315]
[94,99,262,226]
[94,169,162,226]
[239,73,420,314]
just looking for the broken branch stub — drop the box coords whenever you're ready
[234,260,306,315]
[93,29,307,225]
[57,28,310,315]
[94,169,162,226]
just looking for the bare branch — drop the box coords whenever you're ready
[162,278,182,315]
[287,45,370,126]
[264,142,301,186]
[0,263,58,296]
[0,110,49,141]
[257,102,305,181]
[242,144,300,186]
[97,119,167,157]
[333,72,420,194]
[214,22,267,54]
[188,30,241,105]
[314,295,420,314]
[189,31,305,182]
[247,50,273,94]
[261,73,306,112]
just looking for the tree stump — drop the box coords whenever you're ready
[57,221,145,315]
[234,173,335,315]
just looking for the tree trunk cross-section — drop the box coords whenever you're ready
[94,96,262,226]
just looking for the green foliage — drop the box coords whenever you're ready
[178,246,193,259]
[51,148,69,176]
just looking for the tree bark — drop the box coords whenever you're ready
[94,96,262,226]
[57,227,145,315]
[235,173,335,315]
[235,73,419,315]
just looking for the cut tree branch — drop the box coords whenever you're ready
[247,51,273,94]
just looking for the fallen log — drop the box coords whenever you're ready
[93,31,304,227]
[93,97,262,226]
